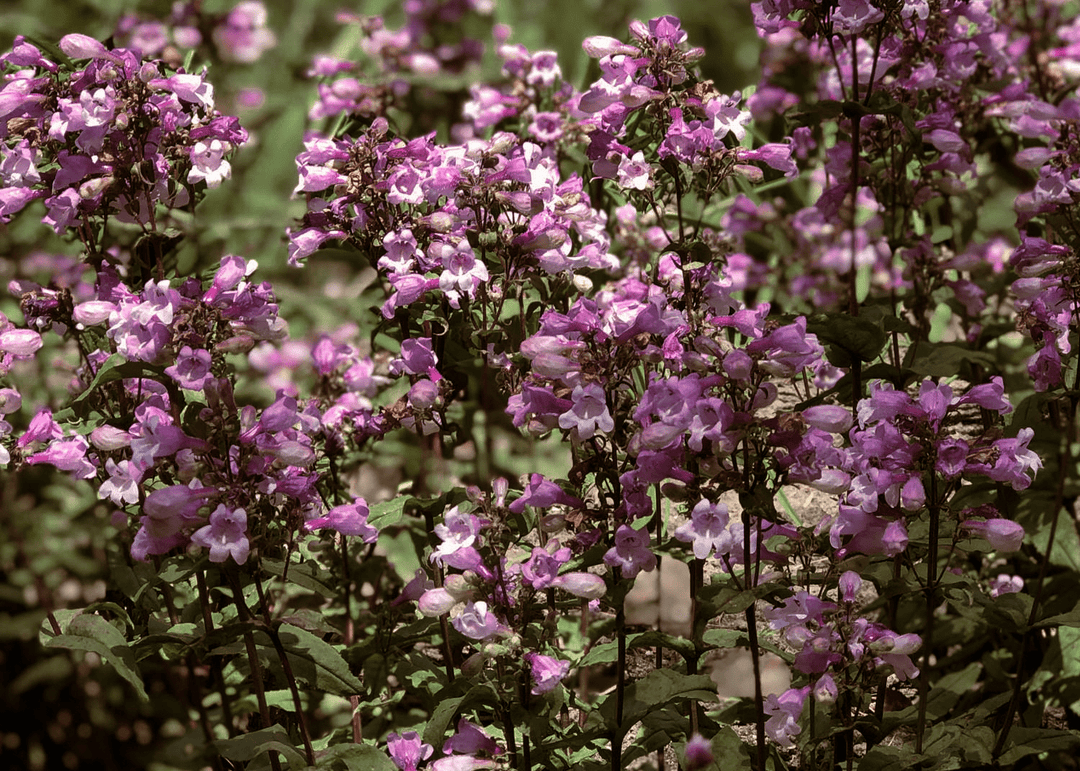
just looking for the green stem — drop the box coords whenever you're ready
[994,399,1072,756]
[916,474,941,754]
[227,571,281,771]
[743,509,767,771]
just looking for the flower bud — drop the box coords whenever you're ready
[964,518,1024,552]
[59,33,109,60]
[418,587,457,617]
[802,404,853,433]
[215,334,256,354]
[73,301,115,326]
[581,35,639,58]
[0,329,43,356]
[90,425,131,450]
[552,572,607,599]
[0,388,22,414]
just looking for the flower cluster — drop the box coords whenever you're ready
[0,34,246,236]
[114,1,277,66]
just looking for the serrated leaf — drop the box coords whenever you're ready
[215,725,307,769]
[44,613,148,702]
[601,668,717,730]
[907,343,994,378]
[996,727,1080,765]
[275,623,364,696]
[311,742,397,770]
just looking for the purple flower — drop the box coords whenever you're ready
[558,382,614,441]
[525,652,570,695]
[393,337,438,377]
[764,687,809,747]
[442,718,502,756]
[674,499,732,559]
[603,524,657,578]
[165,346,214,390]
[813,673,838,704]
[962,518,1025,552]
[188,139,233,188]
[989,574,1024,597]
[437,240,489,308]
[451,601,505,641]
[25,435,96,479]
[508,473,584,514]
[520,544,571,589]
[191,504,250,564]
[387,731,433,771]
[683,734,714,770]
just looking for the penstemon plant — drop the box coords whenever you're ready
[3,1,1080,770]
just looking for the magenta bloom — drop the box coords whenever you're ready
[684,734,714,770]
[165,346,214,390]
[387,731,433,771]
[962,518,1025,552]
[451,601,505,641]
[764,686,810,748]
[525,652,570,695]
[305,498,377,542]
[442,718,502,756]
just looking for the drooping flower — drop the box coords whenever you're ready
[525,653,570,695]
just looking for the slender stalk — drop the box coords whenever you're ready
[197,570,235,735]
[916,473,941,754]
[613,591,627,771]
[689,558,704,736]
[994,399,1073,756]
[227,571,281,771]
[254,576,316,767]
[743,509,766,771]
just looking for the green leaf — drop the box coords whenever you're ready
[71,352,165,405]
[263,557,336,597]
[996,728,1080,765]
[215,725,307,769]
[906,343,994,378]
[311,743,397,770]
[44,612,148,702]
[275,623,364,696]
[367,497,409,530]
[807,314,887,364]
[859,744,925,771]
[601,668,717,730]
[422,693,463,748]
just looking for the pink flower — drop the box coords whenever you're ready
[305,498,377,542]
[525,653,570,695]
[962,518,1025,552]
[387,731,433,771]
[674,499,732,559]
